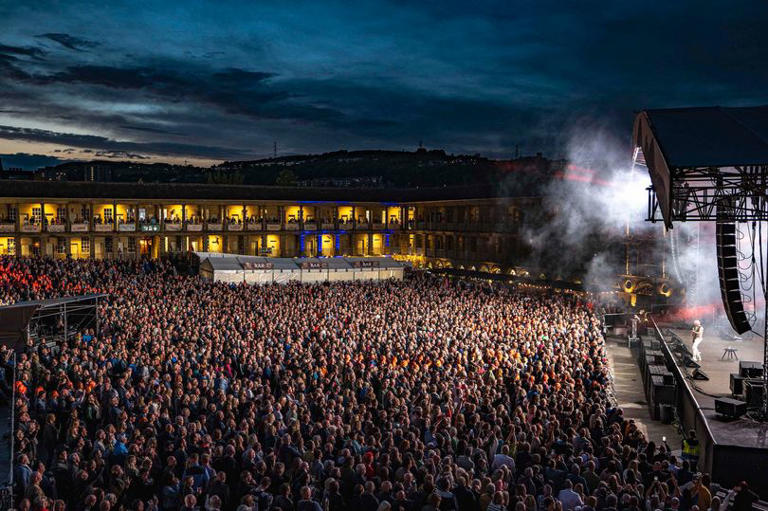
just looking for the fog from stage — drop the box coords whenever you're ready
[522,125,767,334]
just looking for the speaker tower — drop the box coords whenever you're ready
[716,222,751,334]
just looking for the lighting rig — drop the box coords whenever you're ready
[635,106,768,418]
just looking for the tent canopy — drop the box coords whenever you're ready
[195,253,408,272]
[195,253,409,284]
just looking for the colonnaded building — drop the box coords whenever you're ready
[0,180,540,274]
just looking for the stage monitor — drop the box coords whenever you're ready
[715,397,747,418]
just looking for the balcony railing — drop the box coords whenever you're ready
[303,221,317,231]
[47,224,66,233]
[0,223,14,233]
[226,222,243,231]
[165,222,182,231]
[118,222,136,232]
[372,222,385,230]
[285,222,299,230]
[266,222,281,231]
[206,221,224,231]
[94,224,114,232]
[140,223,160,233]
[71,222,89,233]
[321,222,335,230]
[246,221,263,231]
[20,223,41,233]
[186,223,203,232]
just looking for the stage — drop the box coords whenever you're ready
[655,323,768,496]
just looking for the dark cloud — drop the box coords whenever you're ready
[19,61,351,129]
[120,125,184,136]
[0,125,254,160]
[36,33,99,51]
[94,150,151,159]
[0,1,767,162]
[0,43,45,59]
[31,63,303,119]
[45,64,275,94]
[48,64,184,89]
[212,68,275,83]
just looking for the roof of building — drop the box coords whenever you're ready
[634,105,768,168]
[0,180,530,203]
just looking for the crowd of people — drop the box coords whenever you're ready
[0,256,759,511]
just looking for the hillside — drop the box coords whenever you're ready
[27,149,566,191]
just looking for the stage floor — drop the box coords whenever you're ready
[666,326,768,449]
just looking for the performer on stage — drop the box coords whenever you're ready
[691,319,704,362]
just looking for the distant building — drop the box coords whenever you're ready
[0,180,539,276]
[41,162,114,182]
[0,167,37,180]
[297,176,384,188]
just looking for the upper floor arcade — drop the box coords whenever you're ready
[0,180,539,238]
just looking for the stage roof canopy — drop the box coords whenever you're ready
[633,105,768,228]
[634,106,768,169]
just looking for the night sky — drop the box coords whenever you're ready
[1,1,767,168]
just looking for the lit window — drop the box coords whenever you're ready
[81,237,90,252]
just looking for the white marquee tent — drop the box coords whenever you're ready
[195,252,409,284]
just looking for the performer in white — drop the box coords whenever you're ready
[691,319,704,362]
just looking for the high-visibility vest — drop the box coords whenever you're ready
[682,439,700,458]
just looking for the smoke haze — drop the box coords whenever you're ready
[524,126,651,288]
[521,125,766,334]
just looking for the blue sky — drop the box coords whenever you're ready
[1,0,767,168]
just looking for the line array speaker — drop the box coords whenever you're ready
[716,222,751,334]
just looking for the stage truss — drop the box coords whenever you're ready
[640,157,768,417]
[647,165,768,223]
